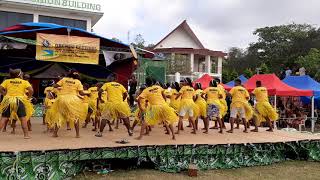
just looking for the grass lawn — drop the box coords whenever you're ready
[74,161,320,180]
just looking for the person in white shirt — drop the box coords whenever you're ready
[299,67,306,76]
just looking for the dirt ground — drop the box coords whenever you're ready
[74,161,320,180]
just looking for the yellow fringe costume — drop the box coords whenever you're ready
[139,85,178,125]
[194,89,207,117]
[252,87,279,125]
[0,78,34,122]
[255,101,278,125]
[169,89,181,111]
[231,101,254,121]
[88,87,99,119]
[178,86,199,120]
[99,82,131,120]
[217,84,228,118]
[46,77,88,129]
[163,89,172,104]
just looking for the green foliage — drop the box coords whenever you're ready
[222,68,238,83]
[132,34,145,48]
[243,68,254,78]
[259,63,270,74]
[297,48,320,80]
[111,37,122,43]
[225,23,320,79]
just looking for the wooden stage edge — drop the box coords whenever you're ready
[0,118,320,152]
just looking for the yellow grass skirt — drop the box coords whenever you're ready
[170,99,180,111]
[219,99,228,118]
[231,101,254,121]
[255,101,279,125]
[195,98,207,117]
[100,101,131,120]
[88,99,97,119]
[179,99,199,120]
[46,94,88,128]
[0,96,34,121]
[145,104,178,125]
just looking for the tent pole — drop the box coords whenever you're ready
[274,95,277,129]
[311,96,315,133]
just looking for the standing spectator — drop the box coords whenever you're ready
[299,67,306,76]
[128,75,137,107]
[285,67,292,77]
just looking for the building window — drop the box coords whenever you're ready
[167,53,191,75]
[0,11,33,30]
[39,15,86,30]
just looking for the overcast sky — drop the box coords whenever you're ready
[93,0,320,52]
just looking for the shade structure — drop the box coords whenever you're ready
[193,74,231,89]
[244,74,313,96]
[226,74,248,87]
[0,22,136,85]
[283,75,320,107]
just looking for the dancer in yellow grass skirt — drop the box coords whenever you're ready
[136,77,177,140]
[169,82,181,112]
[227,79,252,133]
[96,74,132,137]
[0,69,34,139]
[163,83,172,104]
[43,80,56,125]
[216,79,228,128]
[194,82,207,131]
[47,70,89,138]
[176,78,198,134]
[131,84,149,131]
[251,81,278,132]
[203,80,224,134]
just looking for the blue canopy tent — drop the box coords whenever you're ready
[283,75,319,132]
[283,75,320,107]
[226,74,248,87]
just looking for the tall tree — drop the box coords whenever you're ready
[111,37,122,43]
[132,34,146,48]
[248,23,319,72]
[297,48,320,80]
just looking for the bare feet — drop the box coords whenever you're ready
[92,128,97,132]
[128,130,133,136]
[203,131,208,134]
[11,130,15,134]
[266,128,273,132]
[235,127,240,129]
[95,132,102,137]
[165,131,170,135]
[191,131,196,134]
[52,134,58,138]
[251,129,259,132]
[75,135,80,138]
[209,127,218,129]
[243,130,248,133]
[227,130,233,133]
[218,130,223,134]
[67,128,71,131]
[172,136,176,140]
[135,136,142,140]
[109,128,113,132]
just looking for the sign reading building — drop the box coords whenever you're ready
[36,33,100,64]
[4,0,102,12]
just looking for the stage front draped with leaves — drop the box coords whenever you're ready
[1,140,320,179]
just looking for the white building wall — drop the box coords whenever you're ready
[154,28,202,49]
[0,6,92,31]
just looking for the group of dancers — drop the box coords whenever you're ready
[0,68,279,140]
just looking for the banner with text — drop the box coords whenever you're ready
[36,33,100,64]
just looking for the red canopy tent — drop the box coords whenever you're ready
[193,74,231,89]
[243,74,313,96]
